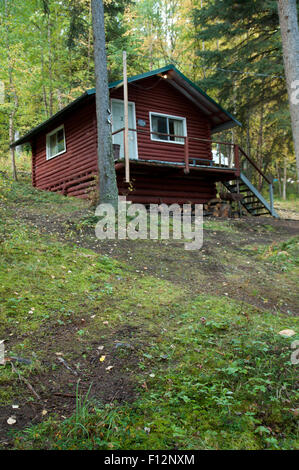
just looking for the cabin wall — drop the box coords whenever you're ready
[111,76,212,164]
[31,78,215,202]
[117,164,216,205]
[32,97,98,198]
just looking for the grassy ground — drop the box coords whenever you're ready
[0,172,298,450]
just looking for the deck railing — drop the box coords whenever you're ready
[112,127,239,171]
[112,127,274,212]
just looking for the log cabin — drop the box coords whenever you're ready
[11,65,278,217]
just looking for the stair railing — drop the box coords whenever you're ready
[238,146,274,215]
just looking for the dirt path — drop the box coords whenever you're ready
[15,207,299,315]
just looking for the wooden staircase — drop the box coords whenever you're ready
[223,172,279,218]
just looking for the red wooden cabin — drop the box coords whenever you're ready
[11,65,277,216]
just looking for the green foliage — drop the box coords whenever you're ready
[257,237,299,272]
[0,0,296,195]
[0,0,135,157]
[192,0,296,189]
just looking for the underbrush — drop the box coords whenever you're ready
[257,237,299,272]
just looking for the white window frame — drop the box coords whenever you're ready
[149,112,187,145]
[46,125,66,160]
[111,98,139,160]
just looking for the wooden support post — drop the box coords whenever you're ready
[269,183,274,215]
[236,180,242,217]
[184,137,190,174]
[123,51,130,183]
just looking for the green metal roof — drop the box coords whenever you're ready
[11,65,241,147]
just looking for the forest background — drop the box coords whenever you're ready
[0,0,298,198]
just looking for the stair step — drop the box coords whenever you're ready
[229,183,247,188]
[252,212,270,216]
[229,186,248,192]
[222,174,278,218]
[227,188,251,194]
[243,202,265,208]
[246,208,265,212]
[242,195,259,200]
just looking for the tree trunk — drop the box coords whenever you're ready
[47,13,53,116]
[257,104,264,192]
[283,159,287,200]
[5,0,18,181]
[278,0,299,179]
[41,50,49,117]
[275,161,282,197]
[9,117,17,181]
[91,0,118,208]
[87,0,92,80]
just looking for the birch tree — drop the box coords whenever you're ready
[278,0,299,179]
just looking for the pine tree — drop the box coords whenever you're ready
[192,0,296,187]
[92,0,118,207]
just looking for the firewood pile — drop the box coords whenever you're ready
[204,191,245,218]
[219,191,244,202]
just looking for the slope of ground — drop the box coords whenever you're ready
[0,173,298,450]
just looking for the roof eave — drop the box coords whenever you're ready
[11,64,242,147]
[211,120,242,134]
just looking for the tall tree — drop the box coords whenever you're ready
[91,0,118,207]
[278,0,299,179]
[4,0,18,180]
[192,0,296,190]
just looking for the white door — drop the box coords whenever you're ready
[111,99,138,160]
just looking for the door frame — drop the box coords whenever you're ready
[111,98,139,160]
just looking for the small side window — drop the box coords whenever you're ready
[46,125,66,160]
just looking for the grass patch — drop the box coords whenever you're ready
[12,295,299,450]
[0,171,87,215]
[257,237,299,272]
[0,172,298,450]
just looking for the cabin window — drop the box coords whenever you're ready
[150,113,186,144]
[46,125,66,160]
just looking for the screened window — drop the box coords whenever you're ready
[46,125,66,160]
[150,113,186,143]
